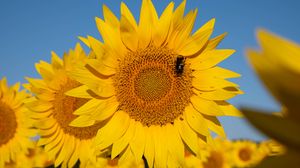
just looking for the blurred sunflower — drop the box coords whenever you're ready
[68,0,242,167]
[25,44,102,168]
[0,78,36,167]
[184,138,232,168]
[5,144,53,168]
[243,29,300,167]
[231,141,263,167]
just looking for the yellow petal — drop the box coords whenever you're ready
[175,119,199,154]
[170,10,197,52]
[90,97,119,121]
[111,119,136,159]
[68,141,80,168]
[94,111,130,149]
[257,29,300,73]
[64,85,92,99]
[190,49,235,70]
[26,100,52,112]
[203,115,226,137]
[153,126,168,168]
[247,49,300,118]
[121,2,138,29]
[172,0,186,30]
[71,99,101,115]
[193,66,241,79]
[191,96,224,116]
[103,4,119,27]
[51,51,63,71]
[120,14,139,51]
[184,104,209,136]
[153,2,174,46]
[68,65,115,98]
[216,101,242,117]
[166,124,185,166]
[144,127,155,168]
[87,36,104,59]
[195,88,239,101]
[69,115,95,127]
[78,36,90,47]
[95,17,125,57]
[86,59,116,77]
[178,19,215,56]
[138,0,157,49]
[130,122,146,162]
[206,33,227,50]
[192,77,238,91]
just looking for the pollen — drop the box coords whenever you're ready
[52,79,102,140]
[0,101,17,146]
[114,45,193,126]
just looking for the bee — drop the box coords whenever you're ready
[175,55,185,76]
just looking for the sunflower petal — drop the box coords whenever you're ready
[190,49,235,70]
[94,111,130,149]
[184,104,209,136]
[111,119,136,159]
[153,2,174,46]
[175,119,199,154]
[130,122,146,162]
[120,15,139,51]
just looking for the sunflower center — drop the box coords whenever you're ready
[134,67,171,101]
[114,45,193,126]
[52,79,102,140]
[0,101,17,146]
[239,148,252,162]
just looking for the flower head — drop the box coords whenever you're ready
[0,78,36,167]
[25,44,102,167]
[68,0,242,167]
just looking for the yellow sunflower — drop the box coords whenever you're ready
[0,78,36,167]
[25,44,102,168]
[231,140,263,168]
[5,143,53,168]
[68,0,242,167]
[184,138,232,168]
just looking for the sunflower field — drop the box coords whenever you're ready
[0,0,299,168]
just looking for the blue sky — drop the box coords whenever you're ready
[1,0,299,141]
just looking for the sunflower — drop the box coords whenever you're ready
[25,44,102,168]
[0,78,36,167]
[5,143,53,168]
[231,140,263,168]
[68,0,242,167]
[184,138,232,168]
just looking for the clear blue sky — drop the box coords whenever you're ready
[1,0,299,141]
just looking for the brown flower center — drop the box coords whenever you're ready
[52,79,102,140]
[239,147,252,162]
[0,101,17,147]
[114,45,193,126]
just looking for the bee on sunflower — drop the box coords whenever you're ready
[64,0,242,167]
